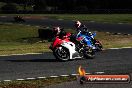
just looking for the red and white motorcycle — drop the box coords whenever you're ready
[49,33,95,61]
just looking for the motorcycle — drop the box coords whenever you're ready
[14,16,25,22]
[74,34,95,59]
[76,31,103,51]
[50,33,95,61]
[50,33,80,61]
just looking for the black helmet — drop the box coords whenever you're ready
[81,26,88,34]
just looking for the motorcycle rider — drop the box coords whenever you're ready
[72,21,89,39]
[49,26,69,50]
[74,20,94,39]
[52,26,68,39]
[74,21,96,47]
[74,21,89,34]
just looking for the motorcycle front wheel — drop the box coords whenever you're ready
[53,47,70,61]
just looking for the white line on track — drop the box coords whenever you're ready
[50,76,59,78]
[60,75,69,77]
[108,48,121,50]
[95,72,105,74]
[26,78,36,80]
[0,71,107,82]
[4,80,11,82]
[0,53,42,56]
[106,32,110,34]
[85,73,91,74]
[71,74,79,76]
[117,33,121,35]
[16,79,25,81]
[37,77,46,79]
[121,47,132,49]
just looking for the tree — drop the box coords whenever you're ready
[1,3,18,13]
[33,0,47,13]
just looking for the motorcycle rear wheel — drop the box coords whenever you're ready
[84,47,95,59]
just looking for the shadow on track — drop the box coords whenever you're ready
[5,58,91,63]
[5,59,58,62]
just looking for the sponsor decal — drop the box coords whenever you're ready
[78,66,130,84]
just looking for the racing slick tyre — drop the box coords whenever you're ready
[84,47,95,59]
[53,47,70,61]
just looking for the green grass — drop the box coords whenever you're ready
[0,2,33,12]
[0,43,51,55]
[0,23,132,55]
[0,76,76,88]
[44,14,132,23]
[0,24,38,42]
[95,32,132,48]
[0,23,52,55]
[1,14,132,23]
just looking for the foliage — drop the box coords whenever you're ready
[0,0,132,13]
[33,0,47,13]
[1,3,18,13]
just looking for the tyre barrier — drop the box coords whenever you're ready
[38,28,53,41]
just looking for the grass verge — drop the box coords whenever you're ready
[45,14,132,23]
[1,14,132,23]
[0,23,132,55]
[0,23,51,55]
[0,76,76,88]
[95,32,132,48]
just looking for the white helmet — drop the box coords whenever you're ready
[75,21,81,28]
[53,27,61,36]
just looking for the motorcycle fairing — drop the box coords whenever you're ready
[61,41,78,59]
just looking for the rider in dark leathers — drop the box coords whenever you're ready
[72,21,96,46]
[52,26,67,39]
[49,27,68,50]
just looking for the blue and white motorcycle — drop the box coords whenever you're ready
[70,32,95,59]
[76,31,103,52]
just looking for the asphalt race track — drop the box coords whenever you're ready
[0,48,132,81]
